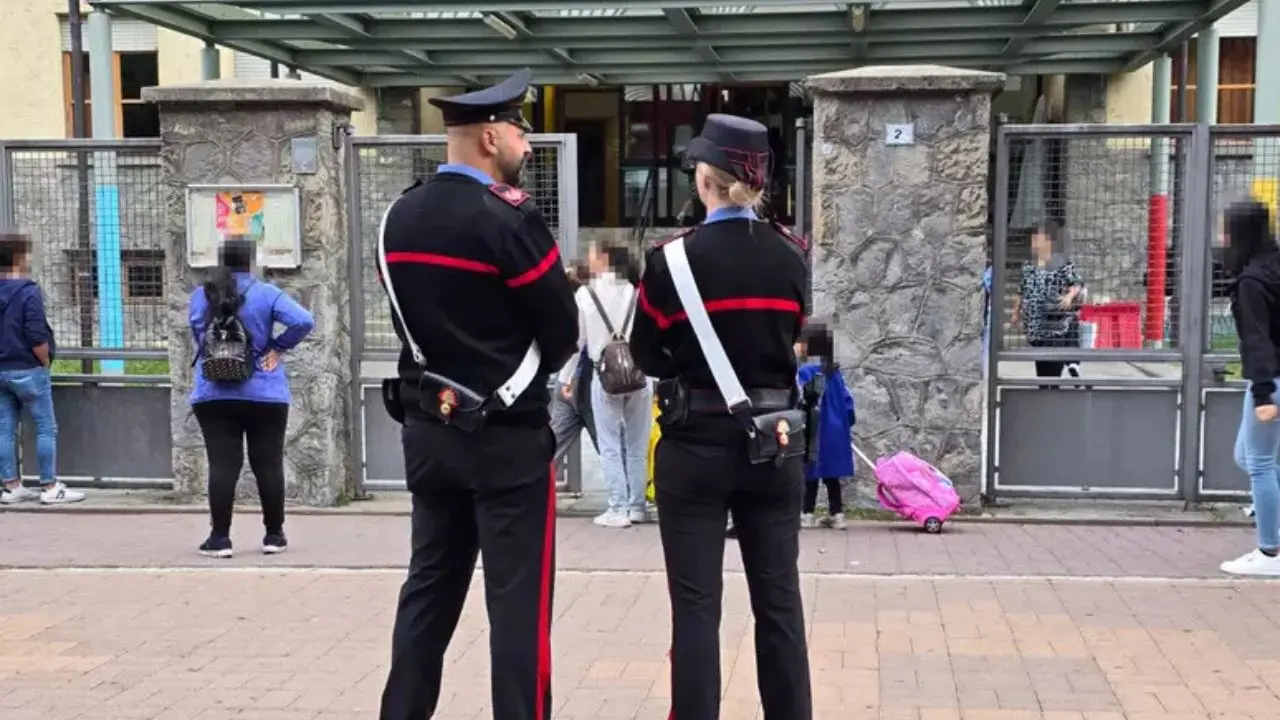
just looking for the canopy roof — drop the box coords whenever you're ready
[88,0,1251,88]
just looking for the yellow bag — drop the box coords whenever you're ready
[645,398,660,503]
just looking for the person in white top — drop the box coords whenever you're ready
[558,242,653,528]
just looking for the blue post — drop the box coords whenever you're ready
[88,11,124,375]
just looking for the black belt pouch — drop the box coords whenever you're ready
[381,378,406,425]
[743,409,808,465]
[417,372,489,432]
[654,378,689,429]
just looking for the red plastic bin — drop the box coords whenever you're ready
[1079,302,1143,349]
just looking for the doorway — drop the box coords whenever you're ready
[566,119,607,226]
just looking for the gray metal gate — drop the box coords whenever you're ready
[987,123,1280,502]
[344,134,580,493]
[0,138,172,488]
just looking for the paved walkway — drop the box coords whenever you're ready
[1,515,1278,720]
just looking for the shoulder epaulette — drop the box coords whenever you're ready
[650,226,696,251]
[770,220,809,253]
[487,183,530,208]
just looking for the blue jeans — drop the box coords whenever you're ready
[0,367,57,483]
[591,373,652,513]
[1234,382,1280,551]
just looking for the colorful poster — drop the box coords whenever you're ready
[214,191,266,237]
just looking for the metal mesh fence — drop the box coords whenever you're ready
[352,137,567,353]
[997,132,1188,351]
[1207,130,1280,354]
[1,142,166,355]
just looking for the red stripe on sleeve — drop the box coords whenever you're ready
[384,252,500,275]
[506,246,561,288]
[637,283,673,330]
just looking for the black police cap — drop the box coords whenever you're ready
[683,113,771,190]
[428,68,534,132]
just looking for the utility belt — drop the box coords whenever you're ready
[378,348,540,430]
[376,194,542,432]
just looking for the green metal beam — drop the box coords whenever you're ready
[95,2,361,85]
[1002,0,1063,58]
[662,7,735,82]
[1122,0,1253,72]
[288,33,1157,69]
[359,56,1126,87]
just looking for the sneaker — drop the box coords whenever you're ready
[725,521,738,539]
[262,533,288,555]
[1245,505,1257,519]
[39,482,85,505]
[597,509,631,529]
[829,513,848,531]
[199,536,234,559]
[628,508,649,524]
[800,513,818,529]
[1220,549,1280,576]
[0,484,39,504]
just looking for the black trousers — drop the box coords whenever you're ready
[802,478,843,515]
[655,438,812,720]
[193,400,289,537]
[381,416,556,720]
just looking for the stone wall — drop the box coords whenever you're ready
[144,81,362,506]
[806,65,1004,504]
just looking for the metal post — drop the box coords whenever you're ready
[1147,56,1172,347]
[68,1,94,374]
[1255,0,1280,222]
[343,137,368,500]
[984,125,1011,500]
[0,143,11,230]
[1176,41,1190,122]
[201,41,221,80]
[1195,26,1219,124]
[270,62,280,79]
[794,117,811,316]
[87,10,125,375]
[1178,125,1211,503]
[286,67,302,80]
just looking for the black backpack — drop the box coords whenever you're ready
[585,286,647,395]
[200,304,254,383]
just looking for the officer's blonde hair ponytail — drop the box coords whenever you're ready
[700,164,765,213]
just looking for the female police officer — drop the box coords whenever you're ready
[629,114,813,720]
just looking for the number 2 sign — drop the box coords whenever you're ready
[885,123,915,146]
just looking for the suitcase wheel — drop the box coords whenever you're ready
[924,517,944,534]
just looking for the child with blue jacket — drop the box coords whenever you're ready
[796,322,856,530]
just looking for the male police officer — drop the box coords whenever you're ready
[630,114,813,719]
[376,69,579,720]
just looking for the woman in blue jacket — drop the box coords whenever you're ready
[796,322,855,530]
[188,238,314,559]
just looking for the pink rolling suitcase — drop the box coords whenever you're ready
[852,445,961,533]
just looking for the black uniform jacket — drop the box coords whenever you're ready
[629,218,808,445]
[380,171,578,427]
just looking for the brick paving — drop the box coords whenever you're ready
[1,514,1278,719]
[0,512,1260,576]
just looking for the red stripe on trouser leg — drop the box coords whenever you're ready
[535,463,556,719]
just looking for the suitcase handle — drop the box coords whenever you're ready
[851,442,876,468]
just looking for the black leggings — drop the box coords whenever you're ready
[193,400,289,537]
[803,477,843,515]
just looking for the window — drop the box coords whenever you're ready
[1169,37,1257,123]
[62,51,161,138]
[67,250,165,302]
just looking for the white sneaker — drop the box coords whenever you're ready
[39,482,85,505]
[0,484,39,504]
[829,513,848,531]
[800,513,818,529]
[628,508,649,524]
[595,509,632,529]
[1220,549,1280,576]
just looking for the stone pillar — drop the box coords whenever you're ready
[143,81,364,506]
[805,65,1004,503]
